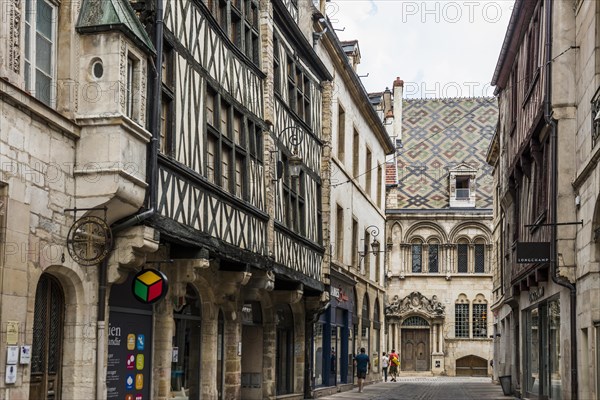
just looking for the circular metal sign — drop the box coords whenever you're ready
[67,216,113,266]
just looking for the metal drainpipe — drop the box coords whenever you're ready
[544,0,577,398]
[96,1,164,397]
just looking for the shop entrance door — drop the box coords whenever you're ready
[401,329,430,371]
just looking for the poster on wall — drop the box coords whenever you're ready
[106,274,153,400]
[106,310,152,399]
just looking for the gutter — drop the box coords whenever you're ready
[544,1,577,398]
[96,1,163,398]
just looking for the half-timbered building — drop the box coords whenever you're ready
[146,0,332,399]
[488,0,579,398]
[0,0,332,399]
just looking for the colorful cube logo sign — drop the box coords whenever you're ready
[135,395,143,400]
[136,354,144,370]
[127,334,136,350]
[126,395,134,400]
[126,374,134,390]
[132,269,168,304]
[136,334,145,351]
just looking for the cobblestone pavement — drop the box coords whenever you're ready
[313,377,515,400]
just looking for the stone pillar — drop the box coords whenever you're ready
[431,323,445,375]
[262,319,276,399]
[224,314,242,399]
[153,299,174,400]
[201,315,218,399]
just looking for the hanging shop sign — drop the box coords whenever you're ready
[132,269,168,304]
[67,215,113,266]
[516,242,551,264]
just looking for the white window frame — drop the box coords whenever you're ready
[24,0,58,107]
[449,164,477,208]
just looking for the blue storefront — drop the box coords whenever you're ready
[313,270,355,389]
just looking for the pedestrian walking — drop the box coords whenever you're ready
[388,349,399,382]
[354,347,370,393]
[381,352,389,382]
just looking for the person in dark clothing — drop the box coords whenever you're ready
[354,347,370,393]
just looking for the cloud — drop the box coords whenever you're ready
[331,0,515,98]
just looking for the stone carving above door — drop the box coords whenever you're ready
[385,291,445,318]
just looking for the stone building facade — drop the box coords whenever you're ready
[0,0,336,399]
[489,0,600,399]
[312,10,395,395]
[372,81,497,377]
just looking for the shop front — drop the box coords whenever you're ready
[522,285,562,399]
[313,271,355,390]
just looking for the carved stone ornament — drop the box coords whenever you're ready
[385,291,445,318]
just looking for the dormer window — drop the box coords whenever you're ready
[449,164,477,208]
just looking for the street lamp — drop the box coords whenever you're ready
[271,125,305,181]
[357,225,387,265]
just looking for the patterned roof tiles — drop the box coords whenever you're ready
[389,97,498,209]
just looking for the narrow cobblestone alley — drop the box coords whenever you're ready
[312,377,515,400]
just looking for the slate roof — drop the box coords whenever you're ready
[389,97,498,209]
[76,0,155,54]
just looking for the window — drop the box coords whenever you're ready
[474,244,485,273]
[286,57,311,124]
[525,5,541,90]
[274,37,281,94]
[457,243,468,273]
[412,243,422,273]
[472,303,488,338]
[353,129,359,178]
[208,0,260,64]
[24,0,57,106]
[126,57,135,118]
[281,165,305,235]
[205,85,261,199]
[363,229,371,276]
[455,303,469,338]
[365,148,372,195]
[337,105,346,162]
[161,43,175,154]
[377,164,383,207]
[428,243,439,273]
[171,285,202,399]
[352,219,358,268]
[336,206,344,262]
[456,176,470,199]
[449,167,477,207]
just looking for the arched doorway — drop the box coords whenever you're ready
[29,274,65,400]
[172,284,202,399]
[241,301,263,399]
[275,304,294,395]
[456,355,488,376]
[401,316,430,371]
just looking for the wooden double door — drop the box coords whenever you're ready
[401,329,430,371]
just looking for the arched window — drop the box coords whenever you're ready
[411,239,423,273]
[472,294,488,338]
[455,294,469,338]
[373,300,381,372]
[428,239,440,273]
[361,295,370,356]
[402,316,430,327]
[456,239,469,273]
[172,285,202,399]
[474,238,486,273]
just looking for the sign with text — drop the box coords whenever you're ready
[516,242,551,264]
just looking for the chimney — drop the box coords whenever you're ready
[383,87,392,115]
[393,77,404,142]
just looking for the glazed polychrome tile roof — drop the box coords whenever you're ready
[390,97,498,210]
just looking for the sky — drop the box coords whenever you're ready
[329,0,515,98]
